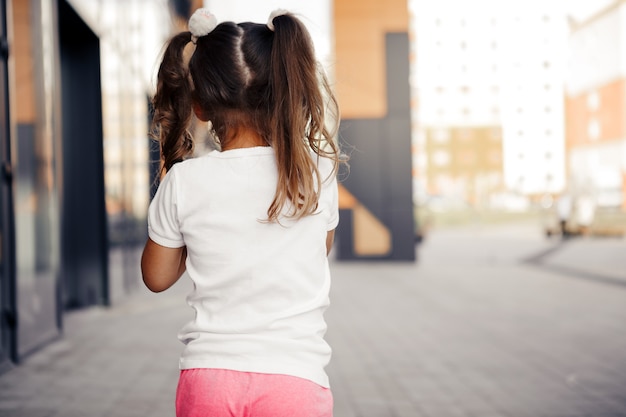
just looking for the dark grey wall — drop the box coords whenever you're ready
[58,0,108,308]
[336,33,415,261]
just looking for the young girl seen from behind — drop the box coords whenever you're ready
[141,8,342,417]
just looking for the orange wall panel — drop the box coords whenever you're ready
[565,95,587,148]
[597,78,625,141]
[565,78,626,149]
[334,0,408,119]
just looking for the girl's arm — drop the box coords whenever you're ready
[141,238,187,292]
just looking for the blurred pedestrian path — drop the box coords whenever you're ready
[1,221,626,417]
[0,282,190,417]
[328,222,626,417]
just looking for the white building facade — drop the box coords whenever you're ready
[410,0,568,204]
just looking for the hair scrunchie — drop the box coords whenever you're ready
[267,9,289,31]
[189,8,218,43]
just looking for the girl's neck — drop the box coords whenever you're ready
[221,127,268,151]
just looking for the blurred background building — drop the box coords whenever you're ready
[566,0,626,210]
[410,0,626,234]
[411,0,568,208]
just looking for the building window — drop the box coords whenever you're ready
[433,128,450,143]
[458,128,473,141]
[432,150,450,166]
[459,151,476,165]
[588,120,600,141]
[489,150,502,164]
[587,91,599,111]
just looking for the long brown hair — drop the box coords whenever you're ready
[151,12,343,222]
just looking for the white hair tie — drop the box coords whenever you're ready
[189,8,218,43]
[267,9,289,31]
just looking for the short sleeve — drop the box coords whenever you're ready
[319,158,339,231]
[148,166,185,248]
[325,175,339,230]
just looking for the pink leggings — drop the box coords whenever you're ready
[176,369,333,417]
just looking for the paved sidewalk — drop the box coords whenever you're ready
[1,222,626,417]
[327,228,626,417]
[525,235,626,288]
[0,283,190,417]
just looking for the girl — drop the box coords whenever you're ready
[141,8,343,417]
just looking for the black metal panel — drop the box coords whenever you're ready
[384,114,415,261]
[385,33,412,117]
[336,33,415,261]
[58,0,108,308]
[336,209,354,258]
[339,119,385,216]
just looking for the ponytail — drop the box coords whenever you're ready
[267,13,341,221]
[151,32,194,173]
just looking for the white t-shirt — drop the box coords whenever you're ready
[147,146,338,388]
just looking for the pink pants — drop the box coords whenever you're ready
[176,369,333,417]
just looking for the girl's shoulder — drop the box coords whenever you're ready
[174,150,220,170]
[162,153,211,184]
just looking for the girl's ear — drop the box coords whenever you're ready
[193,102,209,121]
